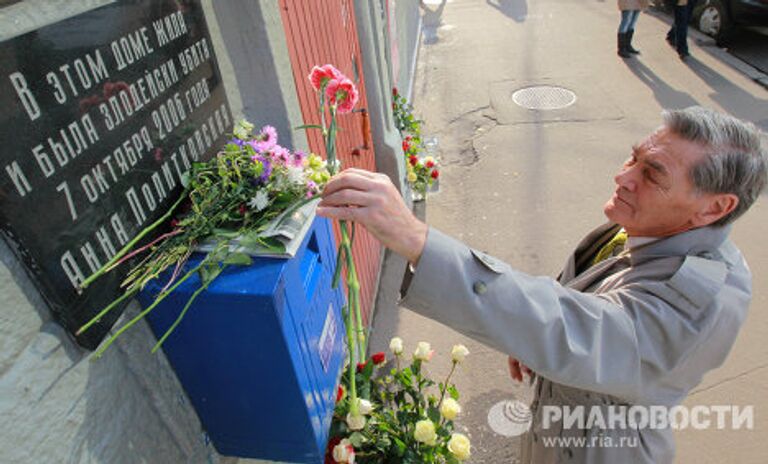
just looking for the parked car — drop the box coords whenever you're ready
[693,0,768,45]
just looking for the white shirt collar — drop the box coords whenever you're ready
[625,230,658,250]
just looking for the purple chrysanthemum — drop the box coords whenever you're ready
[250,155,273,184]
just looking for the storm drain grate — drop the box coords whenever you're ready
[512,85,577,110]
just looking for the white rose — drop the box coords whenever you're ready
[346,412,366,431]
[440,398,461,420]
[332,438,355,463]
[357,398,374,415]
[451,344,470,363]
[413,341,434,361]
[389,337,404,355]
[448,433,471,460]
[413,419,437,446]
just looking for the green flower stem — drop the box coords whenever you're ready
[80,191,188,290]
[345,302,359,417]
[92,258,207,358]
[340,220,365,361]
[75,287,139,336]
[437,361,457,410]
[151,263,228,353]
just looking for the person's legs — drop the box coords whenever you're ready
[617,11,633,58]
[618,10,633,33]
[626,10,642,54]
[674,5,689,57]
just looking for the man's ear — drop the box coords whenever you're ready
[693,193,739,227]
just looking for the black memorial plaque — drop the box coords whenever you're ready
[0,0,232,349]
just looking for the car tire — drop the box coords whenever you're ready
[697,0,732,46]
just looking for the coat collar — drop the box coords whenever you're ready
[560,221,732,287]
[627,223,732,265]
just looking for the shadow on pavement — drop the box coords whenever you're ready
[623,59,700,109]
[421,0,448,45]
[485,0,528,23]
[684,57,768,131]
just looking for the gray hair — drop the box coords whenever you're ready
[663,106,768,226]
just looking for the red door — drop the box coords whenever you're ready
[280,0,381,327]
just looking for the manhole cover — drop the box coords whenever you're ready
[512,85,576,110]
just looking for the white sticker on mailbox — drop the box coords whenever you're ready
[318,303,337,373]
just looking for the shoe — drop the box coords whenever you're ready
[617,33,631,58]
[678,51,690,61]
[626,30,641,54]
[666,31,676,48]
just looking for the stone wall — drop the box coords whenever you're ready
[0,1,414,462]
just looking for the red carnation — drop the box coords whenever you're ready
[431,170,440,180]
[308,64,343,91]
[402,141,410,152]
[405,135,412,142]
[336,385,345,403]
[356,361,368,373]
[425,160,435,169]
[409,156,418,166]
[392,87,399,97]
[326,77,359,114]
[371,352,386,365]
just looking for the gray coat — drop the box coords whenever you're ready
[400,223,751,463]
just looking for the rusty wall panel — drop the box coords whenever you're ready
[280,0,380,326]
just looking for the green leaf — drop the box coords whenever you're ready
[427,406,440,423]
[294,124,323,130]
[448,385,460,401]
[349,432,366,447]
[223,252,252,266]
[393,437,407,456]
[445,454,461,464]
[213,228,239,239]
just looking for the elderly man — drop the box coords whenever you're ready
[317,107,766,463]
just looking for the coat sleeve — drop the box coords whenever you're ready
[400,228,743,402]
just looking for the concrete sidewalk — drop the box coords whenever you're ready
[368,1,768,463]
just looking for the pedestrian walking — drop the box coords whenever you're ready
[666,0,700,60]
[617,0,650,58]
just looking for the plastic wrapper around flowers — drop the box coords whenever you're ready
[75,120,333,357]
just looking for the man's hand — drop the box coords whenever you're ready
[508,356,534,383]
[317,169,429,265]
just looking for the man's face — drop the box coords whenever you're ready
[604,127,715,237]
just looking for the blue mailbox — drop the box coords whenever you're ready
[139,217,346,463]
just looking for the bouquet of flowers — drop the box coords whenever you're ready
[392,88,439,199]
[327,338,472,463]
[77,121,332,357]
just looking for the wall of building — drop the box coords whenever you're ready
[0,1,293,462]
[0,0,420,462]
